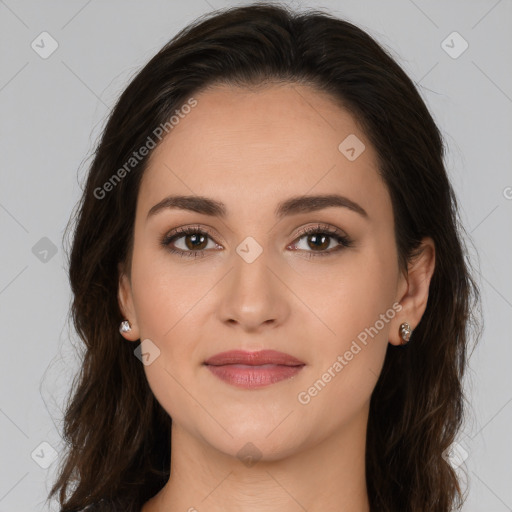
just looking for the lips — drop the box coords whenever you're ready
[204,350,305,389]
[204,349,305,367]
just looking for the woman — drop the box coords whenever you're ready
[48,3,481,511]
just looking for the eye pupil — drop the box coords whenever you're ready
[308,234,330,251]
[185,233,207,250]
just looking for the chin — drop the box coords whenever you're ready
[204,426,305,463]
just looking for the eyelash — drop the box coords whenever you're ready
[160,223,354,260]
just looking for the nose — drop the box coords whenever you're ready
[216,247,291,332]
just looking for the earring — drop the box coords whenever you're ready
[399,322,412,345]
[119,320,132,334]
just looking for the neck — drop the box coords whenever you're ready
[143,405,371,512]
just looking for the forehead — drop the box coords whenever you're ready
[138,83,390,223]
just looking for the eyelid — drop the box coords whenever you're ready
[287,223,354,258]
[164,224,224,244]
[161,222,353,257]
[164,222,348,241]
[292,222,348,241]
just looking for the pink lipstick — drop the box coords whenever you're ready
[204,349,305,389]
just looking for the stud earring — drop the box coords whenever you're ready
[399,322,412,345]
[119,320,132,334]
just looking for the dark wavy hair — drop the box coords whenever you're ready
[47,3,482,511]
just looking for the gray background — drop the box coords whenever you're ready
[1,0,511,510]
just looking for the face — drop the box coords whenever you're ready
[118,83,410,460]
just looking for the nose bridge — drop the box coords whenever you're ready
[218,233,289,329]
[232,237,276,304]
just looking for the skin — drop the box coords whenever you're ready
[118,82,435,512]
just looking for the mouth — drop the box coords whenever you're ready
[203,350,305,389]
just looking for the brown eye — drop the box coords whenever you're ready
[303,232,331,251]
[290,224,354,258]
[161,223,353,260]
[182,232,208,251]
[161,226,218,258]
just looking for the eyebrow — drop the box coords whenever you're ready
[146,193,369,221]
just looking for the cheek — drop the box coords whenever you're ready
[129,238,203,339]
[300,236,398,395]
[290,235,398,342]
[295,269,395,434]
[129,240,209,383]
[130,254,204,422]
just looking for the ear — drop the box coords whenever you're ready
[389,237,436,346]
[117,262,140,341]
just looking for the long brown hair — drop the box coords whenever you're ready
[47,3,482,511]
